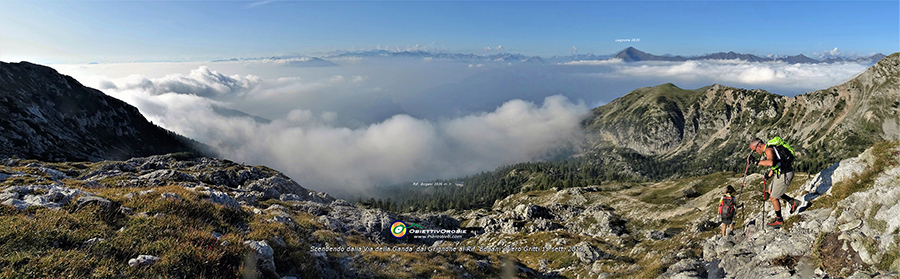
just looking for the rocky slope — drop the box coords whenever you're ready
[695,142,900,279]
[1,141,897,278]
[0,153,493,278]
[583,52,900,179]
[0,61,209,162]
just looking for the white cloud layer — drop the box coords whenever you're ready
[53,57,872,194]
[94,70,588,192]
[566,59,869,90]
[560,58,624,66]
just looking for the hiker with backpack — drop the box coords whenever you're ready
[747,137,801,227]
[718,185,737,236]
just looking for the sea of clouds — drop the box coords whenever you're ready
[53,56,871,193]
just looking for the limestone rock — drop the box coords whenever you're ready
[564,205,626,238]
[159,192,182,201]
[242,175,309,201]
[128,255,160,267]
[571,241,608,263]
[1,184,88,210]
[138,169,197,185]
[244,240,276,275]
[201,189,240,208]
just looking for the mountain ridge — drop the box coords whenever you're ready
[582,52,900,179]
[0,61,213,162]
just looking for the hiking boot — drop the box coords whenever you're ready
[789,199,800,214]
[768,218,783,226]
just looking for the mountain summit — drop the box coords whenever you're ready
[0,61,209,161]
[613,47,688,62]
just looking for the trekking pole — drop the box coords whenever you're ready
[759,174,768,232]
[736,152,752,228]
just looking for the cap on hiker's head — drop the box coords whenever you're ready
[726,185,735,194]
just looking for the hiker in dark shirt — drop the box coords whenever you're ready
[718,185,737,236]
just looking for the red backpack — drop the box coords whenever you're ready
[718,195,735,218]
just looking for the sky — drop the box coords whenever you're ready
[1,1,898,196]
[1,1,897,63]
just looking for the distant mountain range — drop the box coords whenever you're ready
[211,47,887,66]
[610,47,885,64]
[0,61,213,161]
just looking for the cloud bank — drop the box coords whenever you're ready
[91,67,588,193]
[564,58,869,91]
[55,57,871,194]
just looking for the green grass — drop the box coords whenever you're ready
[877,238,900,271]
[782,215,803,231]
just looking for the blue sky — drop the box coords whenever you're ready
[1,1,897,64]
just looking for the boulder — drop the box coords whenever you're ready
[242,176,310,201]
[659,258,707,279]
[571,241,608,263]
[514,204,553,220]
[244,240,277,276]
[202,189,240,208]
[128,255,160,267]
[234,192,258,205]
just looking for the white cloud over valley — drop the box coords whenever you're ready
[52,56,873,194]
[102,85,588,193]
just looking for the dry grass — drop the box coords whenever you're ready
[0,182,325,278]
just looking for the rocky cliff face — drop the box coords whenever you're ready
[583,53,900,178]
[0,61,208,162]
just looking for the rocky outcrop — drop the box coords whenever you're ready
[200,188,240,208]
[316,203,398,243]
[700,144,900,279]
[3,154,335,206]
[564,205,626,238]
[1,184,89,210]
